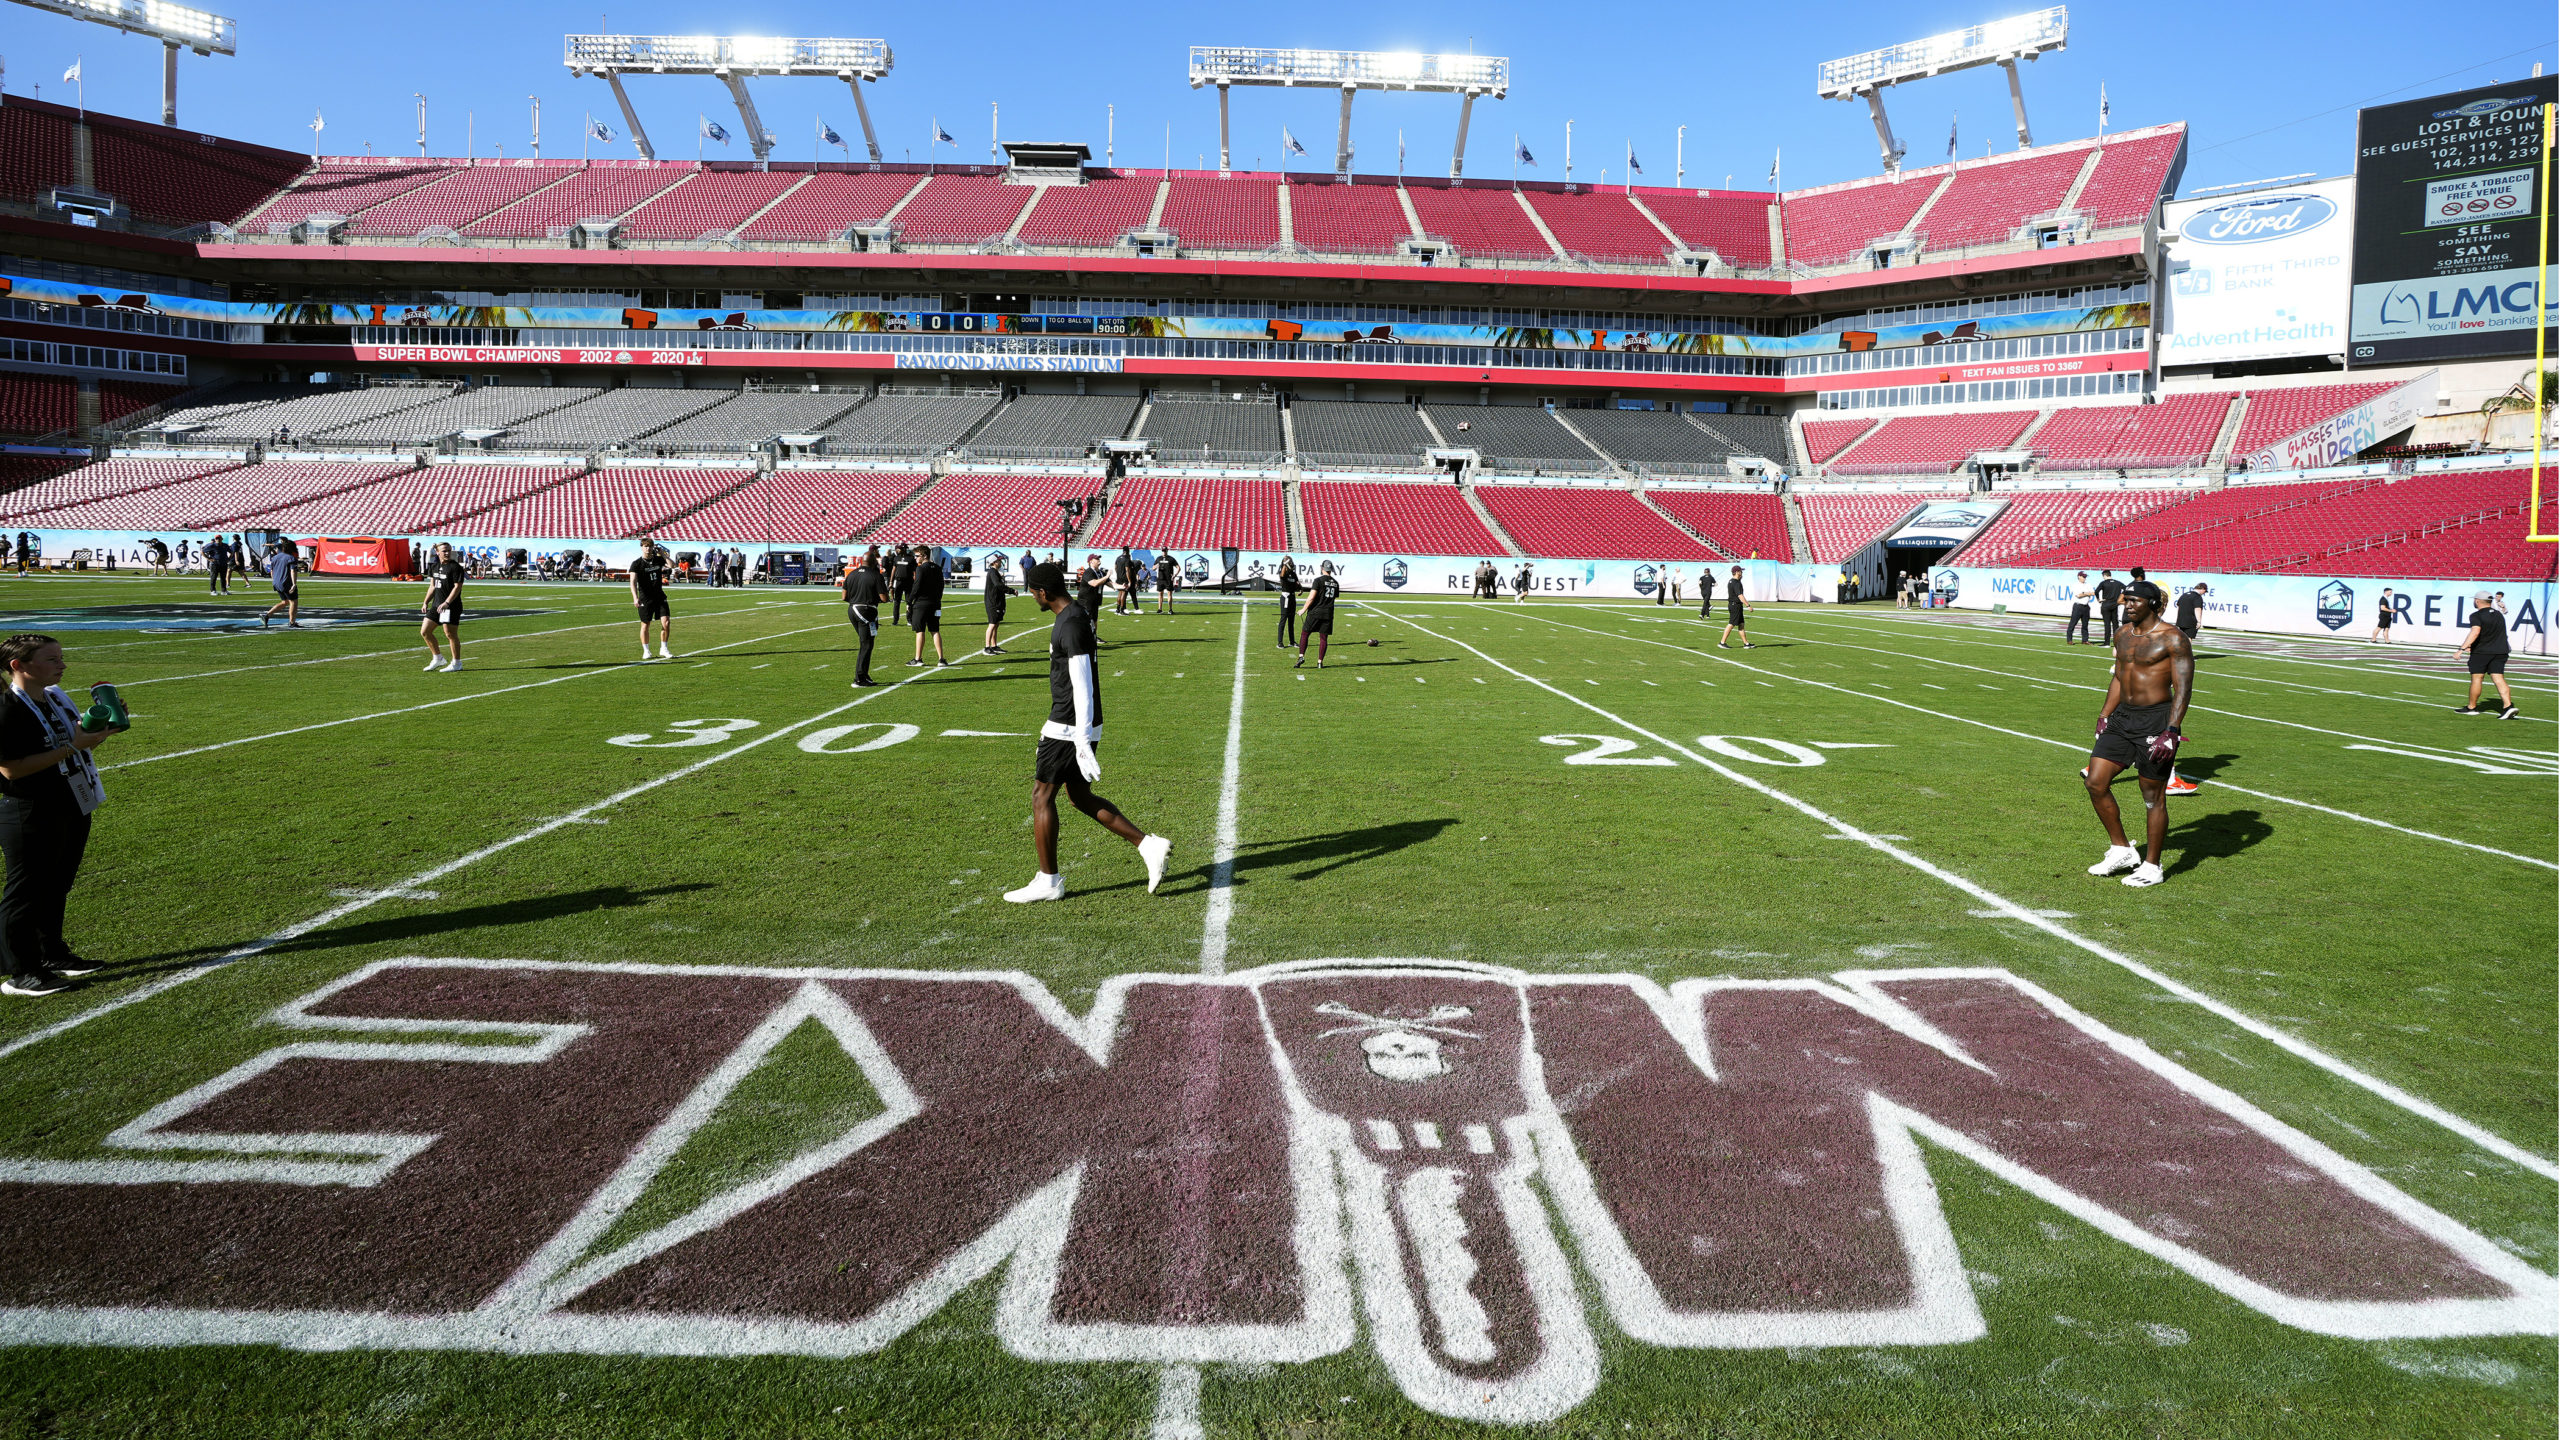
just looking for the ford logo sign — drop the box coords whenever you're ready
[2432,96,2530,120]
[2179,194,2336,246]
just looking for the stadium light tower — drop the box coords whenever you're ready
[1818,6,2067,174]
[1188,46,1507,180]
[563,34,894,165]
[8,0,236,127]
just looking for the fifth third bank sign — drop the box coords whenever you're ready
[2349,78,2557,366]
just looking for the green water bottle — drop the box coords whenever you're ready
[85,683,129,733]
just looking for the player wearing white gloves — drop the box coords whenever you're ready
[2082,581,2192,889]
[1006,561,1170,904]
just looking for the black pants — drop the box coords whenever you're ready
[891,588,905,623]
[1279,594,1299,646]
[2066,606,2091,644]
[0,800,90,979]
[850,606,878,682]
[2101,606,2120,640]
[209,565,229,594]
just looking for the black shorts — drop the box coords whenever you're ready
[425,601,462,626]
[985,597,1007,624]
[272,581,297,600]
[1302,608,1335,636]
[1034,736,1089,784]
[2375,614,2394,629]
[910,602,940,633]
[2176,619,2198,639]
[636,595,670,621]
[1726,602,1746,628]
[2468,650,2509,675]
[2092,701,2176,781]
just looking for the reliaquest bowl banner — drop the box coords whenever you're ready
[1931,565,2552,654]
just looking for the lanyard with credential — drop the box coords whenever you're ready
[14,687,101,815]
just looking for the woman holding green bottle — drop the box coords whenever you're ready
[0,633,119,997]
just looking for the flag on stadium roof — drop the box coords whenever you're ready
[587,117,616,143]
[1515,137,1536,166]
[62,57,80,84]
[933,119,954,145]
[1766,147,1779,186]
[820,119,847,153]
[1627,144,1642,176]
[2099,83,2111,133]
[1284,128,1306,157]
[1947,112,1958,160]
[701,116,729,145]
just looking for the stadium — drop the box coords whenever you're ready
[0,0,2551,1434]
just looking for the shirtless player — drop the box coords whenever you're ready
[2083,580,2191,888]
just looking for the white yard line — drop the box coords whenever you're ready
[1366,602,2559,1182]
[1551,606,2556,873]
[0,617,1056,1064]
[112,600,798,688]
[1199,600,1251,976]
[103,616,844,772]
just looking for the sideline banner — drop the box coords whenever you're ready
[1932,565,2553,654]
[307,538,413,576]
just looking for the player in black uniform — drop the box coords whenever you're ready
[2095,569,2126,643]
[2456,592,2519,717]
[1076,554,1109,643]
[1276,556,1302,647]
[1716,565,1753,649]
[419,542,467,672]
[1154,548,1179,614]
[1113,547,1139,615]
[907,545,950,667]
[841,548,884,685]
[2084,581,2192,888]
[981,552,1012,654]
[886,545,913,624]
[1294,560,1341,669]
[630,540,675,660]
[1004,561,1170,904]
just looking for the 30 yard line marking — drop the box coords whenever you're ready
[0,616,1060,1064]
[1367,603,2559,1182]
[112,599,785,688]
[102,615,847,772]
[1552,606,2556,872]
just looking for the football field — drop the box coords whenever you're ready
[0,573,2550,1438]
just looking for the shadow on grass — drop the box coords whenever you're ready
[100,884,718,979]
[2165,808,2272,879]
[1077,817,1461,898]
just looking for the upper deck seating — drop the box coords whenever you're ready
[617,170,804,240]
[1289,401,1435,469]
[1406,184,1555,262]
[1017,177,1160,247]
[1158,177,1280,250]
[1139,398,1283,462]
[1287,180,1411,255]
[1425,406,1601,471]
[737,171,921,242]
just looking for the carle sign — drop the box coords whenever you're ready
[0,957,2543,1424]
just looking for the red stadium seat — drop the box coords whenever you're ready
[1302,481,1504,555]
[1091,478,1286,550]
[1474,486,1718,559]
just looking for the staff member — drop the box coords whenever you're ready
[980,553,1013,655]
[909,545,950,668]
[1276,556,1302,648]
[2066,572,2095,645]
[2095,569,2126,642]
[630,540,676,661]
[2173,583,2207,641]
[419,542,467,672]
[205,535,232,595]
[1155,547,1180,614]
[889,545,916,625]
[0,634,112,996]
[2456,592,2519,719]
[259,542,303,628]
[842,548,884,687]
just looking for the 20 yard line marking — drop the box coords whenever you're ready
[0,617,1060,1065]
[1554,606,2555,872]
[1364,603,2559,1181]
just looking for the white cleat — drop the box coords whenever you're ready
[1004,873,1066,904]
[425,657,447,672]
[658,647,676,659]
[2086,845,2141,877]
[1138,833,1170,894]
[2121,862,2165,888]
[442,658,461,672]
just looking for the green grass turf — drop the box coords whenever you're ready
[0,573,2549,1438]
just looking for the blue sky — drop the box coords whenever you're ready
[2,0,2550,194]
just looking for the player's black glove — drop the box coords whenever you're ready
[2145,725,2183,764]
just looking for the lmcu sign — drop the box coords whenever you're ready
[0,958,2543,1423]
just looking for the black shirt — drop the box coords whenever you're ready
[1077,564,1106,604]
[1305,574,1341,615]
[910,557,945,606]
[981,567,1011,600]
[843,566,883,607]
[1116,555,1139,586]
[0,689,80,807]
[1048,601,1100,725]
[1157,555,1177,587]
[1280,566,1302,596]
[424,559,466,606]
[2096,578,2126,607]
[630,555,668,600]
[2173,592,2204,627]
[1726,577,1744,603]
[2470,607,2510,655]
[891,557,915,594]
[206,539,230,568]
